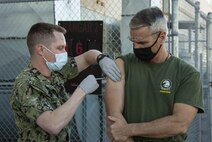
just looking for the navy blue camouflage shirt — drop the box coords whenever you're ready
[10,57,79,142]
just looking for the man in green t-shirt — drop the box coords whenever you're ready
[105,7,204,142]
[10,22,121,142]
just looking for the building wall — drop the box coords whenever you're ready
[200,0,212,13]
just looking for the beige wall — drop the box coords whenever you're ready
[81,0,122,20]
[200,0,212,14]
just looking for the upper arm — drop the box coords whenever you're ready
[59,57,79,80]
[74,50,101,73]
[74,53,89,73]
[105,58,125,116]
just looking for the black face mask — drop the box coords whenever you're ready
[133,32,162,61]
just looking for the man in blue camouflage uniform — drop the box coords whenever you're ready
[10,22,121,142]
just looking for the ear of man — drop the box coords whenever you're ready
[35,44,45,57]
[160,32,166,43]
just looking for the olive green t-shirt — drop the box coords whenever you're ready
[119,53,204,142]
[10,57,79,142]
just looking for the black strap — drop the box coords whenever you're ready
[96,54,109,64]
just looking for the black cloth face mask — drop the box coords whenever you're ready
[133,32,162,61]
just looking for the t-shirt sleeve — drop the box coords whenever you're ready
[59,57,79,81]
[174,72,204,113]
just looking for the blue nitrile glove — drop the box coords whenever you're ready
[98,56,121,81]
[79,75,99,94]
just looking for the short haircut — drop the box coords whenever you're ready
[129,7,168,33]
[26,22,66,55]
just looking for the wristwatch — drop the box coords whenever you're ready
[96,54,109,64]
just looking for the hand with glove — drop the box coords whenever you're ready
[79,75,99,94]
[97,54,121,81]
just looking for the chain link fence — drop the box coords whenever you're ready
[177,1,210,142]
[0,0,211,142]
[0,0,122,141]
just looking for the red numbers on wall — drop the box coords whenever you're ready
[76,42,84,55]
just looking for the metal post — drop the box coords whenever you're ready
[98,95,103,142]
[207,12,212,95]
[194,1,200,69]
[171,0,179,57]
[188,28,192,53]
[207,12,212,141]
[82,98,87,142]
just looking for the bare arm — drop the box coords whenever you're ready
[105,58,134,141]
[105,58,125,117]
[128,103,198,138]
[74,49,101,72]
[74,50,121,82]
[107,92,198,140]
[36,87,86,135]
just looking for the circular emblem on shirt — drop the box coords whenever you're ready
[161,79,172,89]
